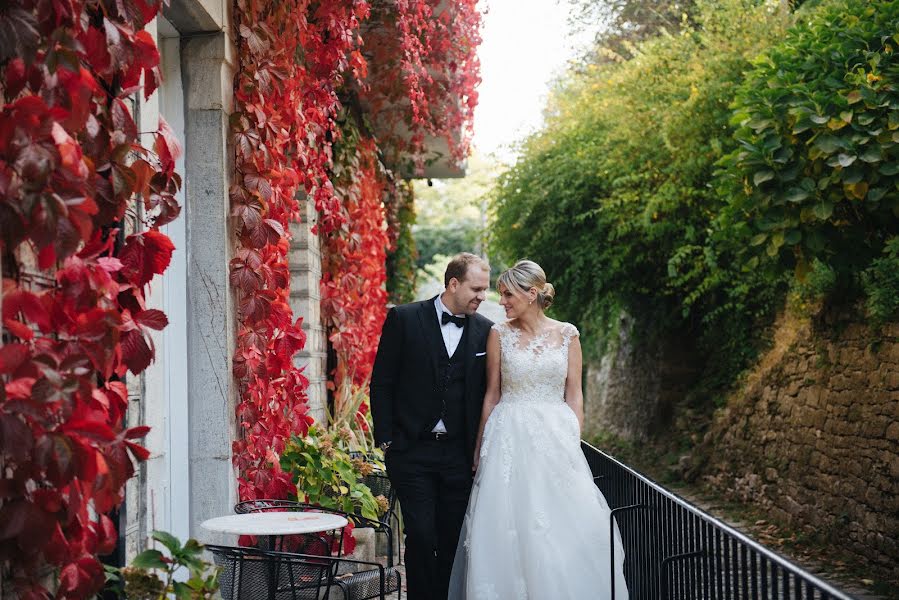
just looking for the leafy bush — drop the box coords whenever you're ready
[718,0,899,282]
[280,425,386,521]
[492,0,788,380]
[863,237,899,326]
[106,531,218,600]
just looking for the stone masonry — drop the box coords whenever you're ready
[701,313,899,577]
[583,311,698,441]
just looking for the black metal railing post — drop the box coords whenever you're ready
[580,441,857,600]
[609,503,648,599]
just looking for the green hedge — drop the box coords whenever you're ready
[492,0,899,396]
[492,0,788,386]
[718,0,899,284]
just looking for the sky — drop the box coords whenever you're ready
[472,0,598,163]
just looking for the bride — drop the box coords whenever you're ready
[448,260,629,599]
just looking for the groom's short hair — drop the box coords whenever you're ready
[445,253,489,287]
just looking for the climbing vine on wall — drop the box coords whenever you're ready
[321,128,390,444]
[230,0,481,496]
[229,0,370,501]
[386,180,418,305]
[0,0,180,596]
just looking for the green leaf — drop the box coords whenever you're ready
[182,538,204,556]
[841,167,864,184]
[805,230,826,252]
[844,181,868,200]
[879,163,899,176]
[151,530,182,555]
[868,187,886,203]
[785,188,809,203]
[172,581,192,600]
[750,233,768,246]
[846,90,862,104]
[836,153,856,167]
[813,200,834,220]
[812,135,840,154]
[131,549,169,570]
[753,170,775,186]
[889,111,899,131]
[859,147,881,163]
[771,231,785,249]
[784,229,802,245]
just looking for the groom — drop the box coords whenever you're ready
[371,253,493,600]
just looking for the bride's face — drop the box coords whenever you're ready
[498,284,535,319]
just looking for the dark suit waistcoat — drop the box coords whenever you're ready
[369,296,493,464]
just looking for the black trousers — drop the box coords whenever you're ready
[386,440,472,600]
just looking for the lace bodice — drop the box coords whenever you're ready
[493,320,579,404]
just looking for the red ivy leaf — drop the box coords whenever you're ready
[3,318,33,340]
[0,6,40,65]
[230,258,264,293]
[120,329,153,374]
[61,419,117,443]
[124,440,150,461]
[155,115,182,169]
[124,425,150,439]
[134,308,168,330]
[0,343,29,374]
[244,172,273,201]
[119,230,175,287]
[0,414,33,462]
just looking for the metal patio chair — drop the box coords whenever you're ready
[207,545,397,600]
[234,500,402,600]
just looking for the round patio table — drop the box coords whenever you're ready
[200,512,348,538]
[201,512,350,600]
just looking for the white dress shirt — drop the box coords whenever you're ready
[432,295,466,433]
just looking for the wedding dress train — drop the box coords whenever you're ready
[448,321,629,600]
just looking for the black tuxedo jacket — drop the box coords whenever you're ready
[370,296,493,464]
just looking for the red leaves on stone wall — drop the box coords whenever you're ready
[229,0,362,502]
[230,0,481,501]
[321,137,390,400]
[0,0,179,597]
[362,0,482,171]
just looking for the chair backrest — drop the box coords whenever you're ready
[207,545,334,600]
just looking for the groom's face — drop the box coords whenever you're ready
[446,267,490,315]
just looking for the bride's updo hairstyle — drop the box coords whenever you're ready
[497,260,556,310]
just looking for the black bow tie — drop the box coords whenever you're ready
[441,312,466,328]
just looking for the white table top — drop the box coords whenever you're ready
[200,512,349,536]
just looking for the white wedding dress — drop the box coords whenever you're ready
[448,321,629,600]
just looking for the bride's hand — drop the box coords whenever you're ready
[472,447,480,474]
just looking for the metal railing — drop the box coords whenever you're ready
[581,441,856,600]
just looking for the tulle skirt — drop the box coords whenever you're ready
[448,399,629,599]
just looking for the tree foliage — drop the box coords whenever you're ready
[718,0,899,285]
[494,0,788,369]
[494,0,899,395]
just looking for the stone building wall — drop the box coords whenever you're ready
[700,313,899,575]
[288,199,328,423]
[583,312,698,441]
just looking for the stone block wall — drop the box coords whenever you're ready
[701,313,899,575]
[584,312,698,441]
[288,199,328,423]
